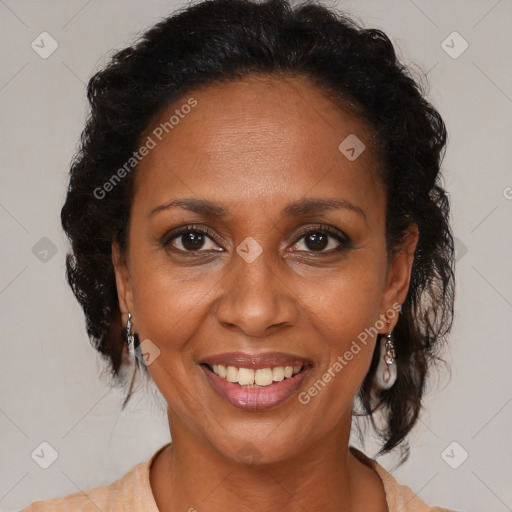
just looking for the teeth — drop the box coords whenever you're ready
[238,368,254,386]
[255,368,273,386]
[272,366,285,381]
[226,366,239,382]
[210,363,304,387]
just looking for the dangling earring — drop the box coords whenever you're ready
[125,313,135,358]
[373,332,397,390]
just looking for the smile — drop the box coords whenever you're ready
[209,363,303,386]
[200,353,312,411]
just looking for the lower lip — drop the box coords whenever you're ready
[201,364,311,411]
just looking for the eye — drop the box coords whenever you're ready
[163,226,224,252]
[162,224,350,255]
[289,225,350,253]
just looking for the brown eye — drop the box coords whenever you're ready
[179,231,206,251]
[163,226,224,253]
[290,226,350,254]
[304,232,329,251]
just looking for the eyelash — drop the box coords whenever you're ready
[162,224,351,255]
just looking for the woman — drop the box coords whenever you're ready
[23,0,456,510]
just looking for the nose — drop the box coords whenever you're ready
[214,243,299,338]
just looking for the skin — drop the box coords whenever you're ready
[113,75,418,512]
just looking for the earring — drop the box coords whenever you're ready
[373,332,397,390]
[125,313,135,358]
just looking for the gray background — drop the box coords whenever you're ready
[1,0,511,510]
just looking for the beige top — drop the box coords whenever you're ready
[21,443,457,511]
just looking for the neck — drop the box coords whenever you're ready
[150,409,387,512]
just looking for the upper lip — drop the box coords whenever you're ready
[200,351,311,369]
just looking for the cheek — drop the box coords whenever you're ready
[310,250,385,329]
[128,259,217,410]
[296,283,382,420]
[130,260,217,355]
[306,254,385,385]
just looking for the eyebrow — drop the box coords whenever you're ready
[149,197,366,220]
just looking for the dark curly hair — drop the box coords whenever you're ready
[61,0,454,461]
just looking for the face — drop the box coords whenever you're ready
[113,75,417,464]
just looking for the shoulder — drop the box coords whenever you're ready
[20,462,149,511]
[349,447,461,512]
[20,444,169,512]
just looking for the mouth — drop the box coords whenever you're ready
[199,353,313,410]
[201,362,308,387]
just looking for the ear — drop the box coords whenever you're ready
[112,241,134,326]
[379,224,419,332]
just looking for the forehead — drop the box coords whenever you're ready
[134,75,382,214]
